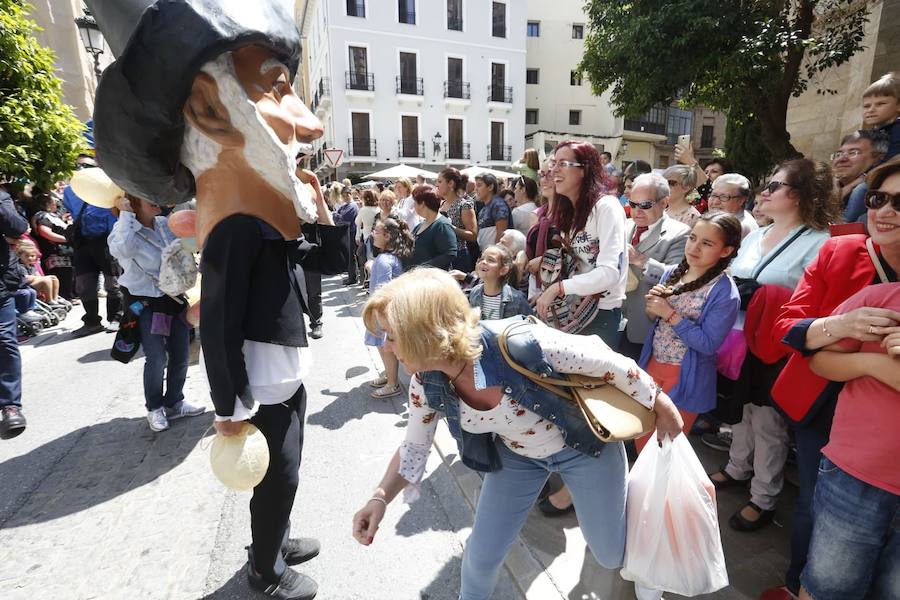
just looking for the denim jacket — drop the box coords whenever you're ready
[468,283,533,319]
[418,316,611,472]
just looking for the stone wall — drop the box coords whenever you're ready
[785,0,897,162]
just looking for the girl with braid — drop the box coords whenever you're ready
[634,213,742,451]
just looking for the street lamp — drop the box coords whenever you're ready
[74,8,104,80]
[432,132,442,160]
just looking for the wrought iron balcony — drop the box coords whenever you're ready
[398,140,425,159]
[486,144,512,162]
[345,70,374,91]
[443,80,470,99]
[444,142,470,160]
[396,76,423,96]
[487,84,512,103]
[348,138,377,157]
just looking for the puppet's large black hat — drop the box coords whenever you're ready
[85,0,301,205]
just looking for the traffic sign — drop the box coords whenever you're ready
[323,148,344,169]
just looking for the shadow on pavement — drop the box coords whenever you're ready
[308,383,405,431]
[420,554,464,600]
[201,565,249,600]
[0,413,214,528]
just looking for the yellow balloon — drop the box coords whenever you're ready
[69,167,124,209]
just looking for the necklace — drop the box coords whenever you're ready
[448,362,467,385]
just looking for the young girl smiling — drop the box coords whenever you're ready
[467,244,532,320]
[635,213,742,451]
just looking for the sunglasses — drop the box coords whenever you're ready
[628,199,656,210]
[763,180,794,194]
[864,190,900,211]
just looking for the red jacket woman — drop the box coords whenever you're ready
[771,234,881,422]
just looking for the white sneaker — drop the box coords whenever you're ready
[165,400,205,420]
[147,408,169,432]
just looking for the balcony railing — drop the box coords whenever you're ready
[444,142,470,160]
[624,118,666,135]
[345,71,374,91]
[447,16,463,31]
[348,138,377,157]
[486,144,511,161]
[311,77,331,111]
[487,84,512,103]
[444,80,470,99]
[399,10,416,24]
[396,76,424,96]
[398,140,425,159]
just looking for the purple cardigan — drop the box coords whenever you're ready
[638,268,740,413]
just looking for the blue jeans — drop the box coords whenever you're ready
[460,441,627,600]
[800,458,899,600]
[138,310,189,411]
[580,307,622,348]
[13,287,36,313]
[0,296,21,409]
[786,423,830,594]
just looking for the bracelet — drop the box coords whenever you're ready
[664,310,678,324]
[368,496,388,508]
[822,317,833,338]
[557,280,566,298]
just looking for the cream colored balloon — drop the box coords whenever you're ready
[209,423,269,491]
[69,167,125,209]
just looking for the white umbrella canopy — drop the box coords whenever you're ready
[459,165,518,180]
[363,164,439,180]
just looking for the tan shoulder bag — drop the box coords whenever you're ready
[497,318,656,442]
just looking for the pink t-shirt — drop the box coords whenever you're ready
[822,282,900,495]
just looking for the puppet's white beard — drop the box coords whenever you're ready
[234,102,315,224]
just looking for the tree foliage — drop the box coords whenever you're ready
[579,0,872,163]
[0,0,86,188]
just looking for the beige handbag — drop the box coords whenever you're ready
[498,318,656,442]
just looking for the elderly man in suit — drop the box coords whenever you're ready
[619,173,691,360]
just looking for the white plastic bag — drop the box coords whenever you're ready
[158,238,198,297]
[620,434,729,596]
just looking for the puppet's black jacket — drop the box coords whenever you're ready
[199,214,348,416]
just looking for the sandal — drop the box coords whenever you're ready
[369,376,388,388]
[729,501,775,532]
[371,384,402,399]
[708,469,749,490]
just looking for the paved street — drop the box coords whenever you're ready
[0,277,791,599]
[0,279,518,600]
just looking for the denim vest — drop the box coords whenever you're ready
[418,316,609,473]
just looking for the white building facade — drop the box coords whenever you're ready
[523,0,623,160]
[297,0,526,181]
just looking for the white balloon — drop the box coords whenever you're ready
[209,424,269,490]
[69,167,124,209]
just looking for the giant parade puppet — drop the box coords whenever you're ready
[83,1,348,598]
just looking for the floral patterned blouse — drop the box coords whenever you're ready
[397,323,660,496]
[652,273,723,364]
[446,196,475,253]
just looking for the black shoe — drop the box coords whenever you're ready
[537,496,574,517]
[728,501,775,532]
[0,406,27,440]
[282,537,320,566]
[71,323,105,338]
[701,430,732,452]
[247,564,317,600]
[708,469,749,491]
[342,278,357,286]
[308,323,323,340]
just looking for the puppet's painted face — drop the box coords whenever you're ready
[181,47,322,225]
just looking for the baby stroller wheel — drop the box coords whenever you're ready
[53,308,68,321]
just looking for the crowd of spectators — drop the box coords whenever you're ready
[345,69,900,600]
